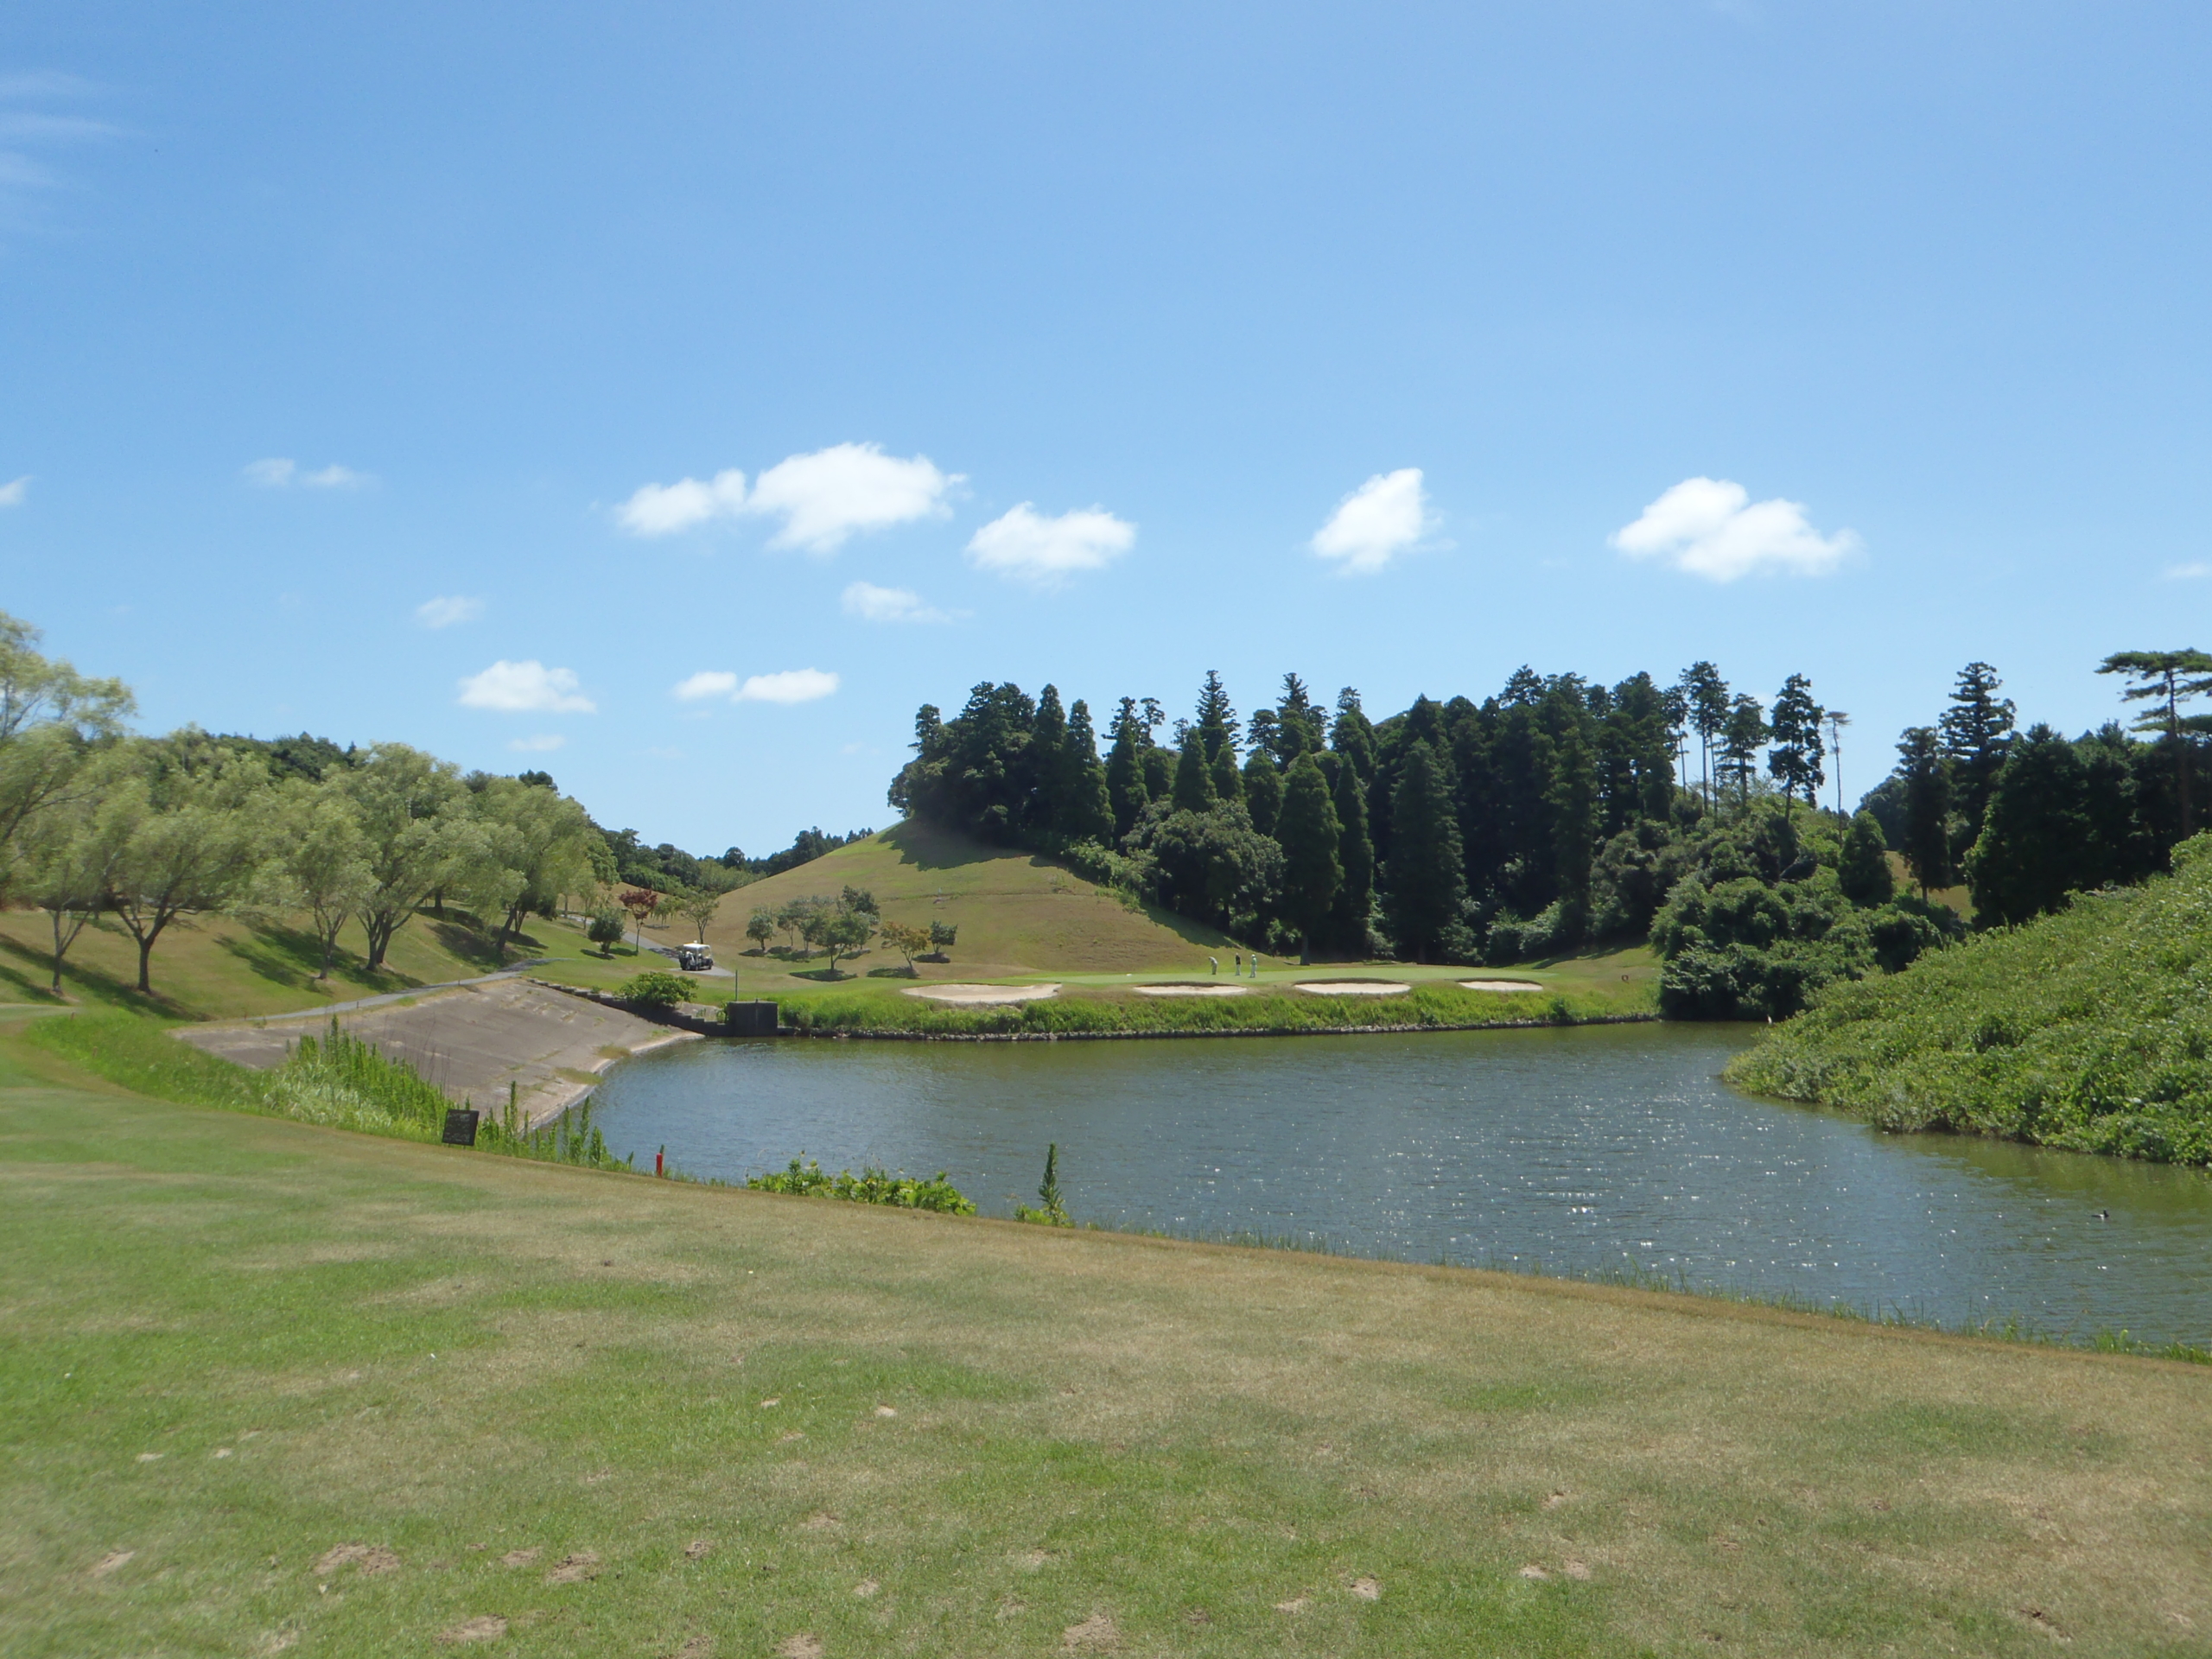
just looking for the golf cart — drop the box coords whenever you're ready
[675,942,715,972]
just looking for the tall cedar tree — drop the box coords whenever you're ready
[1895,726,1954,896]
[1274,673,1325,764]
[1028,685,1069,837]
[1242,749,1285,836]
[1104,697,1149,839]
[1331,687,1376,783]
[1141,744,1175,805]
[1965,724,2095,925]
[1837,810,1894,907]
[1274,752,1343,957]
[1330,752,1375,952]
[1060,699,1115,844]
[1210,741,1244,804]
[1193,671,1240,762]
[1543,680,1599,935]
[1765,673,1827,810]
[1385,739,1466,962]
[1170,728,1216,812]
[1939,661,2016,843]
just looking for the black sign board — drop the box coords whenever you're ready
[442,1109,480,1147]
[725,1001,779,1037]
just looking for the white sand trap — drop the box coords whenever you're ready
[1459,979,1544,993]
[902,982,1060,1005]
[1294,981,1411,996]
[1134,982,1251,998]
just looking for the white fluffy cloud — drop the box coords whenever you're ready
[244,458,371,490]
[965,504,1135,586]
[737,668,839,704]
[1611,477,1858,582]
[672,670,741,702]
[1310,468,1433,575]
[415,594,483,629]
[842,581,950,624]
[456,660,596,714]
[616,443,958,551]
[508,734,566,753]
[617,468,747,536]
[747,442,958,553]
[0,475,25,507]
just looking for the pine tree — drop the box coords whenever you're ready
[1141,745,1175,804]
[1765,673,1827,811]
[1275,753,1342,959]
[1543,682,1598,939]
[1330,755,1375,954]
[1895,726,1954,897]
[1837,810,1894,907]
[1029,684,1070,835]
[1171,728,1217,812]
[1939,661,2016,841]
[2096,649,2212,836]
[1384,740,1467,963]
[1719,694,1768,809]
[1242,749,1285,836]
[1677,662,1730,808]
[1275,673,1325,764]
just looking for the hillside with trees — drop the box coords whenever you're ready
[891,651,2212,1017]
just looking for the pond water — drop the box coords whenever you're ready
[588,1023,2212,1348]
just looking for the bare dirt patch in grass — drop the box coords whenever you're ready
[775,1636,823,1659]
[499,1548,540,1568]
[1061,1611,1120,1650]
[439,1616,508,1643]
[313,1543,397,1577]
[543,1551,599,1584]
[89,1550,135,1578]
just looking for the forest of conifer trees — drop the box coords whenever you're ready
[890,652,2212,1016]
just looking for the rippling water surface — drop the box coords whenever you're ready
[588,1023,2212,1346]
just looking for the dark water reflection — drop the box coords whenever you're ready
[589,1023,2212,1347]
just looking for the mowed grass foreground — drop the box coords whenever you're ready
[4,1043,2209,1657]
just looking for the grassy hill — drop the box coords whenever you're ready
[6,1021,2206,1657]
[1730,833,2212,1164]
[697,819,1235,980]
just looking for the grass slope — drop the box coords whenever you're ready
[697,820,1236,980]
[4,1027,2208,1657]
[1730,835,2212,1164]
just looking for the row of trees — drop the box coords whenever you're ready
[0,613,849,997]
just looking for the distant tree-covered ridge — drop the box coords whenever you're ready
[891,654,2212,1003]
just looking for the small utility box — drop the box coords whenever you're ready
[442,1109,480,1147]
[725,1001,779,1037]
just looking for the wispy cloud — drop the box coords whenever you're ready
[737,669,839,704]
[672,671,741,702]
[416,595,483,629]
[508,734,566,753]
[245,458,373,490]
[616,442,959,551]
[1611,477,1858,582]
[1311,468,1435,575]
[0,73,111,236]
[0,475,27,508]
[2164,562,2211,582]
[456,661,596,714]
[965,504,1134,587]
[842,581,952,624]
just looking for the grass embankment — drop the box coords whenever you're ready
[3,1027,2208,1658]
[1731,835,2212,1165]
[0,903,648,1022]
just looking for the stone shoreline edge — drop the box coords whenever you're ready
[759,1012,1659,1043]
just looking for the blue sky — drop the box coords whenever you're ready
[3,3,2208,853]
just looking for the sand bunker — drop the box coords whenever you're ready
[902,982,1061,1005]
[1134,982,1251,998]
[1458,979,1544,993]
[1294,981,1411,996]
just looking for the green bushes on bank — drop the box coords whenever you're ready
[746,1157,976,1214]
[1727,833,2212,1164]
